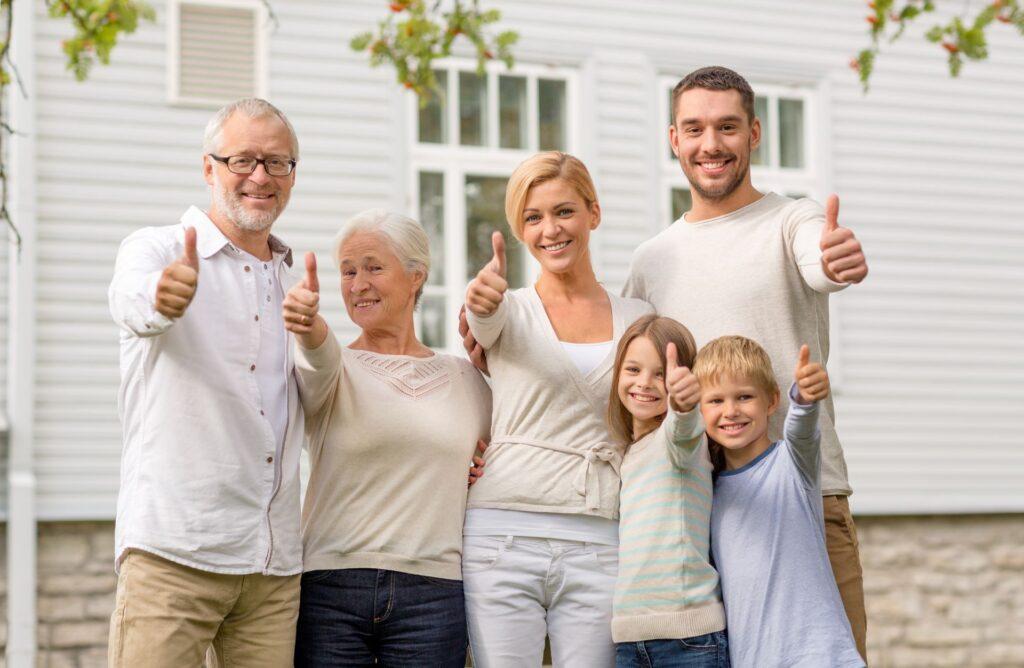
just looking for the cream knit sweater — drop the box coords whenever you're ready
[296,332,491,580]
[467,286,653,520]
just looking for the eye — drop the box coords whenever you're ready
[228,156,255,169]
[557,207,574,216]
[370,265,383,272]
[341,269,356,278]
[624,366,639,374]
[685,127,701,136]
[739,394,754,401]
[524,213,541,224]
[721,124,737,132]
[655,371,664,379]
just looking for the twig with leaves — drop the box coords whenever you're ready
[350,0,518,103]
[853,0,1024,90]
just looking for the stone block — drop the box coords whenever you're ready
[79,647,109,668]
[35,650,77,668]
[85,592,116,620]
[927,546,990,574]
[972,643,1024,666]
[39,573,115,596]
[865,591,923,623]
[904,625,983,648]
[47,620,109,649]
[888,646,969,667]
[992,544,1024,570]
[89,526,116,561]
[38,534,91,572]
[38,596,87,622]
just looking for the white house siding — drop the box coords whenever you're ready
[19,0,1024,519]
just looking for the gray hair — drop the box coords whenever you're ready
[202,98,300,158]
[334,209,431,304]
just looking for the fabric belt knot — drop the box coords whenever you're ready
[491,436,621,512]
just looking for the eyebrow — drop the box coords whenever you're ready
[679,114,745,125]
[523,201,577,213]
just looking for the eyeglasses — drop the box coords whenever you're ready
[208,154,296,177]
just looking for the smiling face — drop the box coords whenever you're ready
[617,335,669,440]
[699,373,779,470]
[204,112,296,233]
[669,87,760,209]
[338,232,423,334]
[520,178,600,277]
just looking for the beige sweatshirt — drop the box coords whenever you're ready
[296,332,491,580]
[467,286,654,520]
[623,193,852,496]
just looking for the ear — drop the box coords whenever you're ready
[766,388,780,417]
[749,116,762,152]
[668,124,681,159]
[203,154,215,187]
[411,268,427,296]
[589,201,602,230]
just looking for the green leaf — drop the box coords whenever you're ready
[350,32,373,51]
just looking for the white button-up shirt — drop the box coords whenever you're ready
[108,206,303,575]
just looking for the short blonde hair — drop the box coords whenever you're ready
[333,208,431,304]
[693,335,779,398]
[504,151,598,240]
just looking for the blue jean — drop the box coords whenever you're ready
[294,568,467,667]
[615,632,731,668]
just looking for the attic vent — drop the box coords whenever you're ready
[170,1,266,106]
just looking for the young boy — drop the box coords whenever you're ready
[694,336,864,668]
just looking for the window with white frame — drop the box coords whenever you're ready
[658,77,819,224]
[168,0,268,106]
[410,62,577,351]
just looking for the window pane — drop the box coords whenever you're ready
[538,79,566,151]
[418,172,445,285]
[418,70,447,144]
[465,175,525,289]
[752,96,769,166]
[499,76,528,149]
[779,98,805,168]
[671,188,692,222]
[459,72,487,146]
[419,294,446,349]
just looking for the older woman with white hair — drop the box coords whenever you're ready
[284,209,491,666]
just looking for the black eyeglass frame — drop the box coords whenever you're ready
[208,154,297,176]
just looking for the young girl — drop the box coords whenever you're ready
[607,314,729,668]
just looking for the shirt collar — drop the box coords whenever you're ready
[180,205,294,267]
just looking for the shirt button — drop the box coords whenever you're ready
[244,265,251,272]
[266,295,271,302]
[260,409,265,416]
[250,364,256,371]
[254,314,259,321]
[263,263,268,269]
[266,456,273,464]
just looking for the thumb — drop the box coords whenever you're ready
[490,231,506,278]
[824,194,840,235]
[666,342,679,376]
[797,344,810,372]
[304,252,319,293]
[181,227,199,269]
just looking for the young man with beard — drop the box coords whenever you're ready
[621,66,870,661]
[107,98,304,666]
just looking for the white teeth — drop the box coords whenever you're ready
[543,241,570,251]
[703,162,724,169]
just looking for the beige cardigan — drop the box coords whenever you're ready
[467,286,653,520]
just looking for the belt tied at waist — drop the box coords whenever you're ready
[490,436,622,511]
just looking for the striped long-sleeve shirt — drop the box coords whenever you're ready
[611,408,725,643]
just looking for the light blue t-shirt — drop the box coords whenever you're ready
[711,390,864,668]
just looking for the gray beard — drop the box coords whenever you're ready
[211,175,287,232]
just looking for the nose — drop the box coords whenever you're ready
[247,163,272,185]
[723,399,740,416]
[636,370,655,389]
[700,128,723,155]
[349,270,370,294]
[541,214,561,238]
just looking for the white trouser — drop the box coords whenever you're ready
[463,535,617,668]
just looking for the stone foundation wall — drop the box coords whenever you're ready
[0,516,1022,667]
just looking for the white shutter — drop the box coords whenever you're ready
[169,0,266,106]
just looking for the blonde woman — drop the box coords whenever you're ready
[463,152,653,667]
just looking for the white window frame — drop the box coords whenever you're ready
[408,59,579,353]
[167,0,269,108]
[657,76,822,227]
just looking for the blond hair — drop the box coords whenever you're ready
[607,315,698,444]
[693,336,778,398]
[504,151,598,240]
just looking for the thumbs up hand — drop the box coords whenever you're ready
[466,231,509,317]
[666,342,701,413]
[283,252,326,347]
[794,344,830,404]
[819,194,868,285]
[155,227,200,319]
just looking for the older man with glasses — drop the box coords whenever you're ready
[107,98,304,667]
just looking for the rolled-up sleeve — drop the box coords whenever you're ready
[108,232,175,337]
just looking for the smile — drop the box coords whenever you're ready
[540,240,571,252]
[697,158,733,175]
[354,299,380,309]
[242,193,274,200]
[719,422,748,434]
[629,392,659,403]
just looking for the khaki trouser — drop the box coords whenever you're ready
[108,549,300,668]
[824,495,868,664]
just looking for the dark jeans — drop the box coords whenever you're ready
[615,631,731,668]
[294,568,467,667]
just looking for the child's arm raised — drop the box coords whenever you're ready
[663,342,706,469]
[786,344,828,489]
